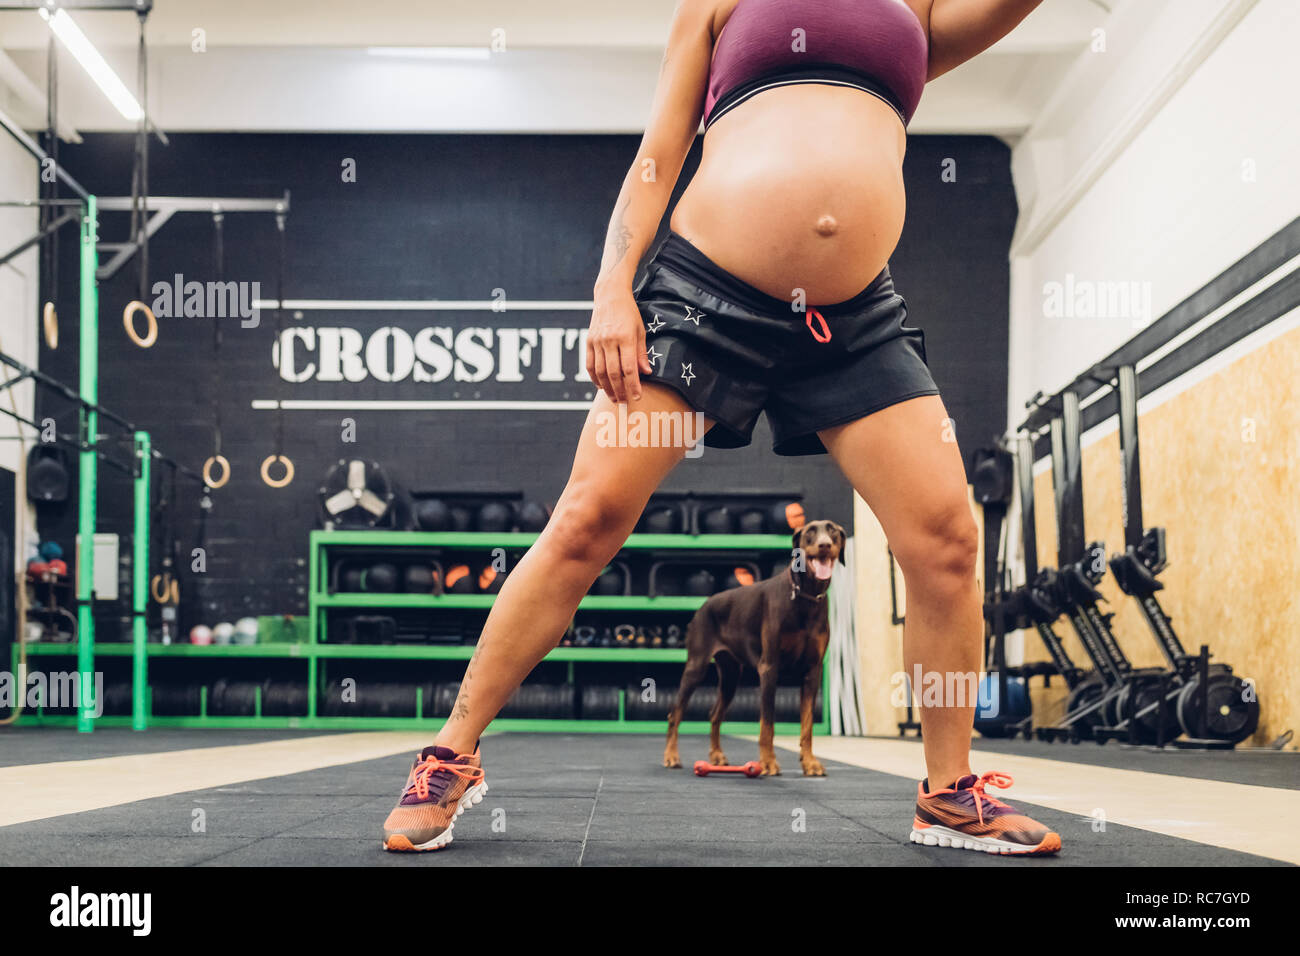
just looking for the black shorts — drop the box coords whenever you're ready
[633,232,939,456]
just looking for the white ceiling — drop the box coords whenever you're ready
[0,0,1111,136]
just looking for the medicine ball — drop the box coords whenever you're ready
[212,622,234,645]
[445,564,475,594]
[737,509,767,534]
[404,564,438,594]
[340,566,364,592]
[770,500,805,532]
[700,506,734,535]
[595,565,623,596]
[685,569,716,596]
[643,505,679,534]
[362,562,399,592]
[27,445,70,504]
[973,673,1031,738]
[722,567,755,590]
[415,498,450,532]
[477,501,514,533]
[478,564,504,594]
[448,506,474,532]
[518,499,550,532]
[189,625,213,645]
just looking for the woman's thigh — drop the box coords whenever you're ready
[552,382,713,528]
[817,394,974,565]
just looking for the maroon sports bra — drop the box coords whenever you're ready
[704,0,929,129]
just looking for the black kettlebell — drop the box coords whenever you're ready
[722,567,756,590]
[445,564,475,594]
[362,562,399,592]
[477,501,514,533]
[448,506,474,532]
[643,506,678,534]
[595,565,624,596]
[737,509,767,534]
[770,500,805,532]
[341,566,364,592]
[404,564,437,594]
[701,506,734,535]
[415,498,450,532]
[685,569,715,596]
[518,499,550,532]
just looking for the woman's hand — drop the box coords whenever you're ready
[587,284,653,404]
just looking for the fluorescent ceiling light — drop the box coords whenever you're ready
[39,7,144,122]
[367,46,491,61]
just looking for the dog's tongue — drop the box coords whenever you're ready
[811,558,834,580]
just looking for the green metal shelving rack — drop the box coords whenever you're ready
[14,530,832,735]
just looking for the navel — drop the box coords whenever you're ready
[815,215,838,237]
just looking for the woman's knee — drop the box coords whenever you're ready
[543,484,636,566]
[892,503,979,599]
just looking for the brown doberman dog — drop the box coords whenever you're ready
[663,519,846,776]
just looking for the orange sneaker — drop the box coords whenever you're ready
[381,744,487,851]
[910,772,1061,856]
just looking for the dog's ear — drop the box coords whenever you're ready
[834,522,847,564]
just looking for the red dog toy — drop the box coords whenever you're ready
[693,760,762,778]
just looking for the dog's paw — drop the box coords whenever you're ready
[708,750,729,767]
[801,756,826,777]
[758,756,782,776]
[663,752,682,769]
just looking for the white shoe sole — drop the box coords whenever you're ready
[909,824,1054,855]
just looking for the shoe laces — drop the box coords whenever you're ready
[967,771,1015,825]
[406,754,484,802]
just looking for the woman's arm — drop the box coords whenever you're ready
[925,0,1045,81]
[589,0,715,403]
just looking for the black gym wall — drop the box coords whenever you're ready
[35,132,1014,624]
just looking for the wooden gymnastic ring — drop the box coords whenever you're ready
[42,302,58,349]
[260,454,294,488]
[202,454,231,489]
[123,300,158,348]
[150,573,178,604]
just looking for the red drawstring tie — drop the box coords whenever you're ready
[806,308,832,343]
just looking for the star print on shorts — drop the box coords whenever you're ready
[680,362,696,386]
[646,314,665,334]
[682,306,705,326]
[647,345,662,368]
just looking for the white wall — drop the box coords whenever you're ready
[1007,0,1300,423]
[0,99,40,576]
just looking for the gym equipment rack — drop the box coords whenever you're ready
[14,529,832,735]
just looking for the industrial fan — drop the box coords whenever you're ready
[317,459,396,529]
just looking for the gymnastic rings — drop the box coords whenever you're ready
[202,454,231,489]
[260,454,295,488]
[150,573,179,604]
[123,300,158,348]
[42,302,58,350]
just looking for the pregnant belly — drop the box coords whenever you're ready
[671,85,908,305]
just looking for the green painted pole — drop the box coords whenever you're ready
[76,195,98,734]
[132,431,151,730]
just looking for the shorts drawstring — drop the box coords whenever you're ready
[806,308,832,343]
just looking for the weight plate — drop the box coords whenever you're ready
[1176,673,1259,744]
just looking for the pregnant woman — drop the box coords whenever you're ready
[383,0,1060,856]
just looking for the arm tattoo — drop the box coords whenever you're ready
[607,198,633,269]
